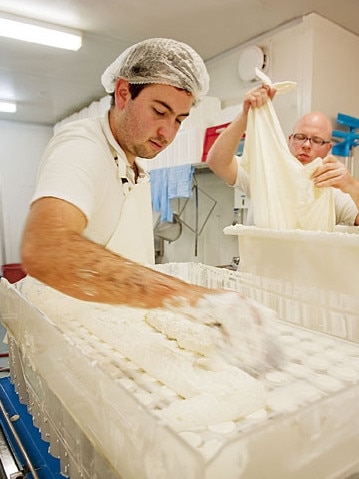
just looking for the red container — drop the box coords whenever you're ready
[201,122,230,162]
[202,124,246,163]
[2,263,27,283]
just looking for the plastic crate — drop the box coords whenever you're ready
[1,267,359,479]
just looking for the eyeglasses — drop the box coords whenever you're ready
[291,133,331,146]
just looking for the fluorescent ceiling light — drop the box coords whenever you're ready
[0,101,16,113]
[0,14,82,51]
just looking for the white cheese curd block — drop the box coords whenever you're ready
[19,276,268,430]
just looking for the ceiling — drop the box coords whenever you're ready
[0,0,358,126]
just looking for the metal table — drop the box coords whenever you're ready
[0,376,63,479]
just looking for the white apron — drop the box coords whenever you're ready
[105,150,155,265]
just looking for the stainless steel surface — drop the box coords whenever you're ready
[0,426,20,479]
[0,400,39,479]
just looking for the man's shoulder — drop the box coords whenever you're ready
[43,116,111,164]
[54,116,104,139]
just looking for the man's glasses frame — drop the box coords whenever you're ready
[291,133,331,146]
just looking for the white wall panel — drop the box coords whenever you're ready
[0,121,52,265]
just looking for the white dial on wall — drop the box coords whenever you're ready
[237,45,267,82]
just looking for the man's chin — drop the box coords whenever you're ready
[135,150,158,160]
[297,155,312,165]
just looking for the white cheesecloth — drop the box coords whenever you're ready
[241,68,335,231]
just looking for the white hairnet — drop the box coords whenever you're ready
[101,38,209,105]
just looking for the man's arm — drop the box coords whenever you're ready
[206,85,276,185]
[312,155,359,225]
[21,197,208,308]
[21,197,285,372]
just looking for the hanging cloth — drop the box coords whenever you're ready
[150,164,194,222]
[240,70,335,231]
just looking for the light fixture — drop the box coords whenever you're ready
[0,13,82,51]
[0,101,16,113]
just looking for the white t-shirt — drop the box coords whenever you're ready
[233,156,358,226]
[32,114,149,246]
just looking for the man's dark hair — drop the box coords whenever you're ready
[110,83,149,105]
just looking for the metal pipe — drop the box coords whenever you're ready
[0,399,40,479]
[194,183,198,256]
[0,424,21,478]
[0,177,6,267]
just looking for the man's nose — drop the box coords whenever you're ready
[158,121,177,142]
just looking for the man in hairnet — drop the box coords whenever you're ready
[22,38,206,306]
[20,38,283,372]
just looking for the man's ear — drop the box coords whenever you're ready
[325,142,334,157]
[114,79,130,108]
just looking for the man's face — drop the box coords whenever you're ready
[288,117,332,165]
[113,83,193,162]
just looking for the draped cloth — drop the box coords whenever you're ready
[240,99,335,231]
[150,164,194,222]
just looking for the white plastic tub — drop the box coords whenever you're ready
[224,225,359,296]
[1,263,359,479]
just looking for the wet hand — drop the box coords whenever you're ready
[312,154,352,191]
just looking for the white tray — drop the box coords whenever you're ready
[1,263,359,478]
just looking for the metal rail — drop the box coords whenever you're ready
[0,424,21,478]
[0,399,39,479]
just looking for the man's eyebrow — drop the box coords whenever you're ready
[155,100,190,118]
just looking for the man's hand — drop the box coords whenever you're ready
[312,155,353,191]
[312,155,359,224]
[242,85,277,115]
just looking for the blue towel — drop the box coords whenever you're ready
[150,165,194,222]
[168,164,194,199]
